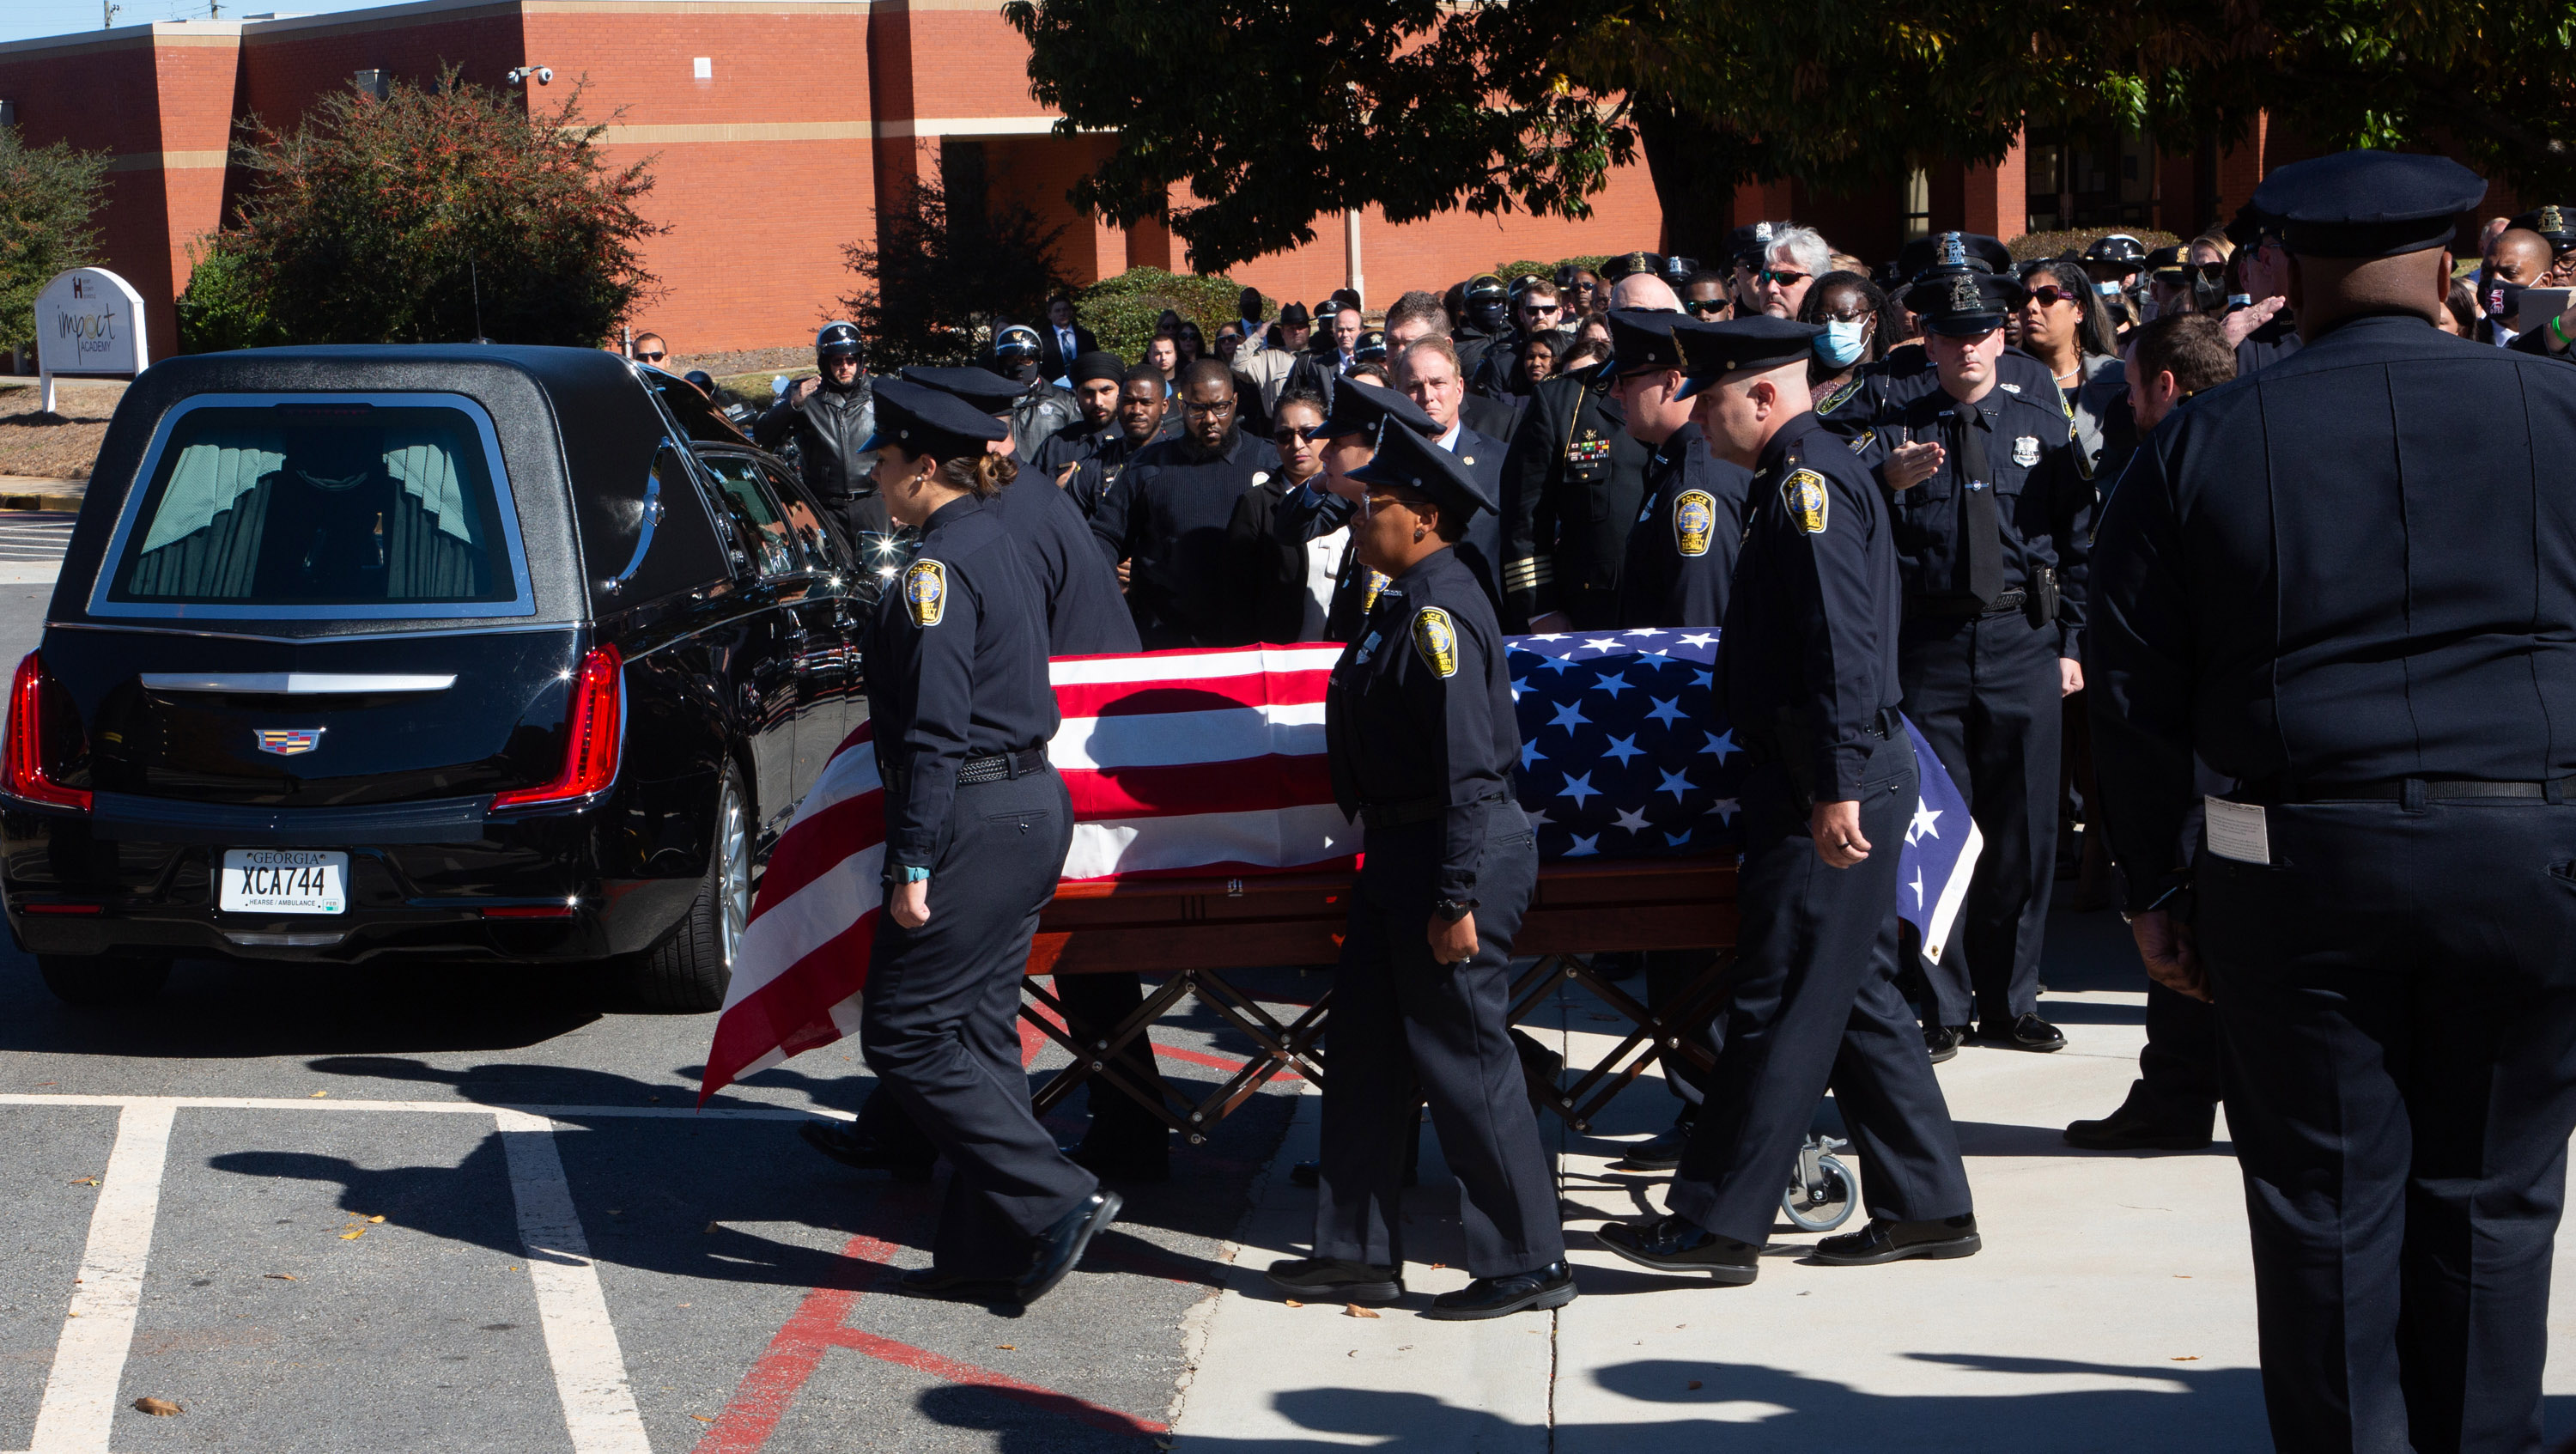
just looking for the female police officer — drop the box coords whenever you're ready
[1264,421,1572,1321]
[854,378,1119,1305]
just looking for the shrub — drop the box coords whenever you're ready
[2009,228,2182,263]
[216,68,664,347]
[843,175,1072,368]
[1074,266,1263,365]
[174,236,286,354]
[1493,255,1609,285]
[0,125,110,360]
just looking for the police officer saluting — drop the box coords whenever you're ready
[1613,310,1765,631]
[2091,150,2576,1451]
[1265,422,1571,1321]
[1856,266,2091,1056]
[844,378,1118,1305]
[1600,318,1976,1281]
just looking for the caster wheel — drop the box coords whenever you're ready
[1782,1154,1857,1232]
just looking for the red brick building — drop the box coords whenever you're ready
[0,2,2516,356]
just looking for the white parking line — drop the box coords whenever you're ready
[27,1103,173,1454]
[0,1094,846,1454]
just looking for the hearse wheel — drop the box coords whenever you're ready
[37,954,173,1007]
[620,764,749,1013]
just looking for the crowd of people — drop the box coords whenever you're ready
[663,151,2576,1451]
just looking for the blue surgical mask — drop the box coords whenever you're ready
[1817,318,1868,368]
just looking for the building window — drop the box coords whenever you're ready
[352,70,388,101]
[1902,168,1931,243]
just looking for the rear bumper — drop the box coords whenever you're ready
[0,790,702,964]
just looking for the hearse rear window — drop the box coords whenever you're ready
[94,394,532,618]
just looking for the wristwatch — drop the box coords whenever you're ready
[1432,897,1477,923]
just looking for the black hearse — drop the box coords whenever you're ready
[2,346,868,1011]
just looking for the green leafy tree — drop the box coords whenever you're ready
[216,69,663,346]
[842,175,1072,368]
[0,125,111,360]
[1007,0,2576,270]
[174,235,287,354]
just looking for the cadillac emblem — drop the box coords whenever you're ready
[255,727,325,757]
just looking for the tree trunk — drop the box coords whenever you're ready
[1632,96,1760,265]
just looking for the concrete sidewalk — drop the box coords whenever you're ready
[1169,909,2576,1451]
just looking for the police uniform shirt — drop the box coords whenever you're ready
[1818,344,2067,424]
[1502,370,1653,621]
[864,494,1060,869]
[985,472,1142,656]
[1091,426,1274,647]
[1615,420,1755,630]
[1030,416,1117,478]
[2233,311,2304,377]
[1722,411,1904,800]
[1326,545,1519,905]
[1852,375,2093,656]
[2090,312,2576,903]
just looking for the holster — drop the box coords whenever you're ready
[2026,565,2061,630]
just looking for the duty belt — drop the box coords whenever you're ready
[1906,588,2025,618]
[2236,774,2576,805]
[883,747,1049,793]
[1361,791,1513,830]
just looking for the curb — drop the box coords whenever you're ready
[0,479,85,514]
[0,493,82,514]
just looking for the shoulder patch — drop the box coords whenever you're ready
[1673,489,1716,557]
[1815,379,1860,416]
[903,559,946,627]
[1783,470,1830,536]
[1412,607,1459,678]
[1844,427,1875,455]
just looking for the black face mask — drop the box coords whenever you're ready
[2189,276,2227,315]
[1467,300,1509,332]
[2483,272,2523,322]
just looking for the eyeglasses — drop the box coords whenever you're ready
[635,350,665,363]
[1685,298,1728,316]
[2026,286,2078,307]
[1760,269,1810,288]
[1182,398,1236,417]
[1821,305,1873,323]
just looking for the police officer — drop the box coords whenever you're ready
[1504,340,1654,632]
[1454,274,1513,386]
[1029,350,1128,480]
[2081,234,2149,338]
[839,379,1119,1305]
[1264,422,1572,1321]
[1598,318,1977,1281]
[1291,379,1508,643]
[1814,234,2065,424]
[2092,150,2576,1450]
[756,322,883,544]
[1848,269,2091,1056]
[991,325,1079,458]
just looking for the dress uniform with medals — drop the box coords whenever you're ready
[843,380,1118,1305]
[1503,352,1655,629]
[1848,269,2093,1053]
[2092,150,2576,1451]
[1265,423,1572,1321]
[1599,321,1977,1281]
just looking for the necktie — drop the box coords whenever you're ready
[1954,402,2002,605]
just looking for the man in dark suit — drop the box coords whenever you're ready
[1039,294,1099,386]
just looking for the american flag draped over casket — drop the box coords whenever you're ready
[697,630,1979,1099]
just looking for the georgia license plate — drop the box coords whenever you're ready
[218,849,348,916]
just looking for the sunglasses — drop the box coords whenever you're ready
[2188,261,2227,280]
[1273,427,1315,443]
[2026,286,2078,307]
[1685,298,1728,316]
[635,350,665,363]
[1760,269,1810,287]
[1523,302,1562,315]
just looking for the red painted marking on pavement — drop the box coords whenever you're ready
[686,1235,899,1454]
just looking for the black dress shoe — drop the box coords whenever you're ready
[1263,1256,1403,1305]
[2064,1085,2215,1151]
[1977,1013,2066,1052]
[1613,1119,1695,1171]
[1923,1025,1965,1063]
[799,1120,935,1182]
[1425,1261,1577,1321]
[1064,1139,1171,1183]
[896,1267,1016,1300]
[1595,1215,1760,1284]
[1809,1214,1981,1266]
[1016,1190,1122,1305]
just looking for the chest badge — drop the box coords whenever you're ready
[1413,607,1459,678]
[903,559,945,627]
[1844,427,1875,455]
[1674,490,1716,557]
[1363,569,1391,611]
[1783,470,1830,535]
[2012,435,2040,467]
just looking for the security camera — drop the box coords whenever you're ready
[506,65,553,85]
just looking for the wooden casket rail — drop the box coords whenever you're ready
[1018,856,1742,1140]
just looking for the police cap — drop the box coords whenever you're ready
[2250,149,2487,258]
[1896,231,2014,284]
[1347,417,1494,520]
[1070,350,1126,386]
[1353,328,1388,363]
[1672,317,1823,399]
[1726,222,1776,267]
[2083,233,2148,266]
[1601,250,1666,282]
[1303,375,1438,442]
[2142,245,2189,284]
[860,377,1011,458]
[1606,308,1687,377]
[1905,270,2026,337]
[2511,204,2576,252]
[899,365,1027,417]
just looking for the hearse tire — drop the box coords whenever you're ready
[38,954,172,1008]
[619,765,750,1013]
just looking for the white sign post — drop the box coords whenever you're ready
[33,267,149,415]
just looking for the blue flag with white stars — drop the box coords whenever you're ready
[1509,630,1982,964]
